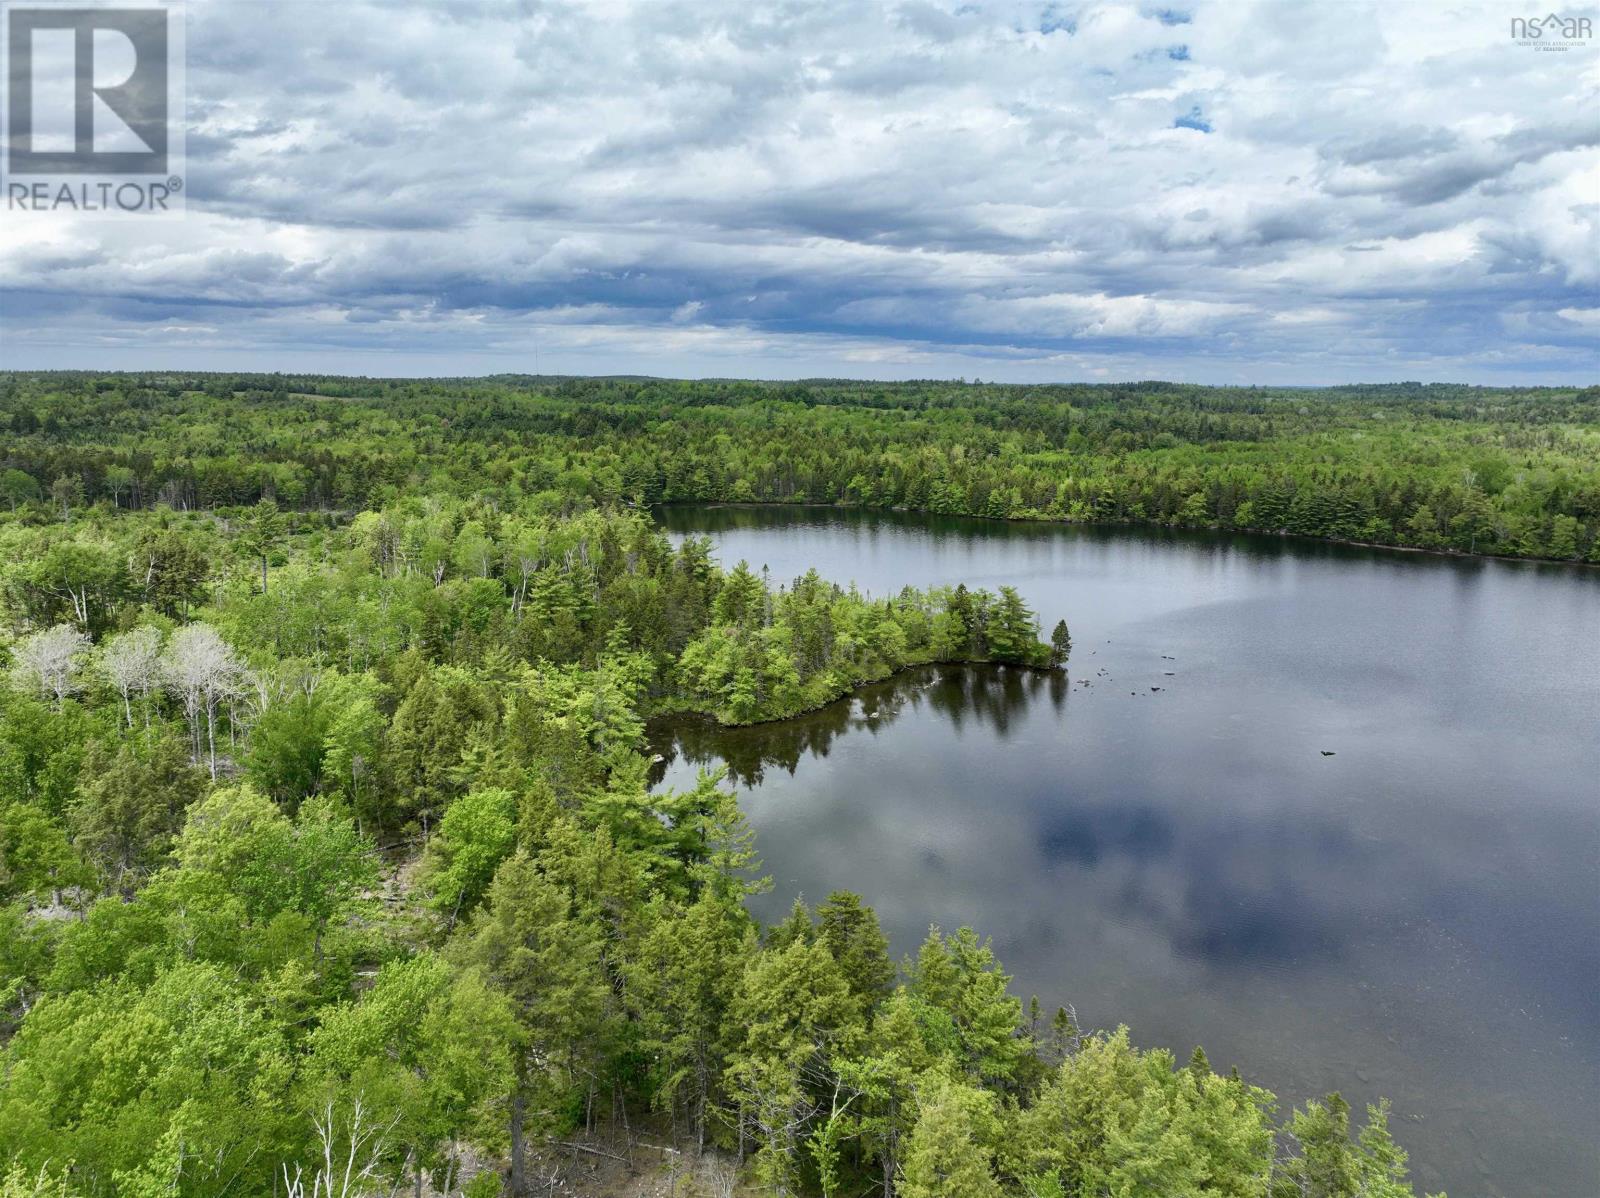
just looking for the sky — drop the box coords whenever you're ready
[1,0,1597,384]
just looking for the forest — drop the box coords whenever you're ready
[0,374,1461,1198]
[0,373,1596,563]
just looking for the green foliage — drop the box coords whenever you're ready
[1273,1095,1441,1198]
[0,373,1591,561]
[70,733,205,892]
[628,887,755,1147]
[900,1079,1002,1198]
[0,802,88,903]
[244,681,346,807]
[1005,1027,1279,1197]
[816,891,893,1018]
[303,953,517,1188]
[421,787,517,924]
[383,665,497,832]
[1049,620,1072,666]
[269,796,379,945]
[0,378,1453,1198]
[453,852,611,1130]
[726,936,863,1192]
[909,926,1027,1089]
[678,569,1051,724]
[0,962,294,1198]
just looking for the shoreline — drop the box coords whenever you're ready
[658,500,1600,570]
[650,657,1061,731]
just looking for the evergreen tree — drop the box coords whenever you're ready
[237,498,285,594]
[987,587,1041,665]
[909,926,1026,1088]
[899,1080,1001,1198]
[453,852,610,1195]
[817,891,893,1017]
[0,392,1472,1198]
[1049,619,1072,666]
[1281,1093,1359,1198]
[629,889,755,1151]
[70,734,206,892]
[726,938,862,1194]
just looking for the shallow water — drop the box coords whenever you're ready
[650,505,1600,1198]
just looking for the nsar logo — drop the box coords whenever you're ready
[1509,11,1593,50]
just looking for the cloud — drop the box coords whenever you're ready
[1,0,1596,382]
[1317,121,1600,208]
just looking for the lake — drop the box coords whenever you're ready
[649,505,1600,1198]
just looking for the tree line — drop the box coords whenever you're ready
[2,372,1596,562]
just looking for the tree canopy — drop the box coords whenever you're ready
[0,374,1454,1198]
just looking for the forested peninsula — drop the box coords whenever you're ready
[0,376,1457,1198]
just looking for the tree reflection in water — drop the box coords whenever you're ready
[649,662,1069,789]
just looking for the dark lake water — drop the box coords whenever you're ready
[649,505,1600,1198]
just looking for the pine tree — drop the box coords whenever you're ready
[629,889,755,1151]
[237,497,284,594]
[1050,619,1072,666]
[841,990,961,1198]
[1047,1005,1080,1063]
[766,895,814,951]
[986,586,1038,664]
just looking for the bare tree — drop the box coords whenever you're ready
[280,1098,399,1198]
[100,625,164,728]
[162,623,245,777]
[510,540,543,621]
[698,1155,740,1198]
[12,624,90,709]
